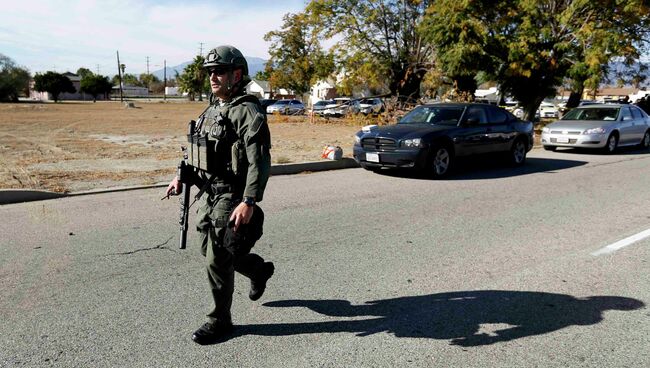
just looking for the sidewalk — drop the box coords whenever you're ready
[0,159,359,205]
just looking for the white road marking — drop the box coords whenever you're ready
[592,228,650,256]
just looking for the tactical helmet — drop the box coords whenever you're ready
[203,45,249,76]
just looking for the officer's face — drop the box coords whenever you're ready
[209,67,242,99]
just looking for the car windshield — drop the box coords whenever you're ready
[314,101,329,107]
[399,106,465,125]
[562,107,620,121]
[274,100,290,106]
[359,99,376,104]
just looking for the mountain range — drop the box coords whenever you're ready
[151,56,267,80]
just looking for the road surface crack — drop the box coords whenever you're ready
[113,236,175,255]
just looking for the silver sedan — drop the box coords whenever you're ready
[541,104,650,153]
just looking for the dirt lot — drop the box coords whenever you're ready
[0,101,369,193]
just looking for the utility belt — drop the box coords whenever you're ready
[210,183,240,196]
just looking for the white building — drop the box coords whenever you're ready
[111,85,149,97]
[309,79,337,106]
[165,87,179,96]
[246,79,271,99]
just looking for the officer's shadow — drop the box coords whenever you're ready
[231,290,644,346]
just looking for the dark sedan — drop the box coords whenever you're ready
[353,103,534,177]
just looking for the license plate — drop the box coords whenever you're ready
[366,152,379,162]
[556,137,569,143]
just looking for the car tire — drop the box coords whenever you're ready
[428,145,453,178]
[510,138,527,166]
[543,145,557,151]
[603,133,618,154]
[639,130,650,149]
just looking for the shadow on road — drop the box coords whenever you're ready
[548,146,650,156]
[227,290,644,346]
[373,156,588,181]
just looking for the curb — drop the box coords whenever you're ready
[0,158,360,205]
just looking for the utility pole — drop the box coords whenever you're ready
[163,59,167,101]
[145,56,151,93]
[199,42,204,56]
[96,64,100,74]
[116,51,124,102]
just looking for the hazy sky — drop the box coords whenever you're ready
[0,0,306,76]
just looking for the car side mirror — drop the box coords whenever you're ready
[622,116,633,121]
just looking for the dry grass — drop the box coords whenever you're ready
[0,101,366,193]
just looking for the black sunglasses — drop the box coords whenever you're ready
[207,67,230,76]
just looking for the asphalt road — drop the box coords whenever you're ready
[1,147,649,367]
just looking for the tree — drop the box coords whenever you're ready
[264,12,335,96]
[0,54,31,102]
[253,69,271,81]
[80,74,113,102]
[421,1,513,99]
[122,73,140,86]
[139,73,160,91]
[177,55,207,101]
[33,71,75,102]
[423,0,650,120]
[613,63,648,89]
[76,67,93,79]
[112,73,140,87]
[306,0,434,99]
[564,1,650,108]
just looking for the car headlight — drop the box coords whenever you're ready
[402,138,421,148]
[354,135,361,144]
[542,127,550,133]
[583,127,606,135]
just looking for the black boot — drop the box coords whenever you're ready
[191,321,233,345]
[249,262,274,301]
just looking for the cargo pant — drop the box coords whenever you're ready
[196,191,266,324]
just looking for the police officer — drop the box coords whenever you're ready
[165,45,274,345]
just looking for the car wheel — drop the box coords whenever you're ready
[603,133,618,154]
[429,145,453,178]
[543,145,557,151]
[510,138,527,165]
[639,130,650,149]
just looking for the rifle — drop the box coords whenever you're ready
[177,120,196,249]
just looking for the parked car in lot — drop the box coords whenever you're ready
[353,103,534,177]
[322,98,360,117]
[541,104,650,153]
[513,106,540,120]
[311,99,334,115]
[359,98,384,115]
[259,99,277,112]
[538,101,559,119]
[266,99,305,115]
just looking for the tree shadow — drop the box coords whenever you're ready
[226,290,644,346]
[373,156,587,180]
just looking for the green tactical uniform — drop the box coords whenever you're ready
[194,93,272,325]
